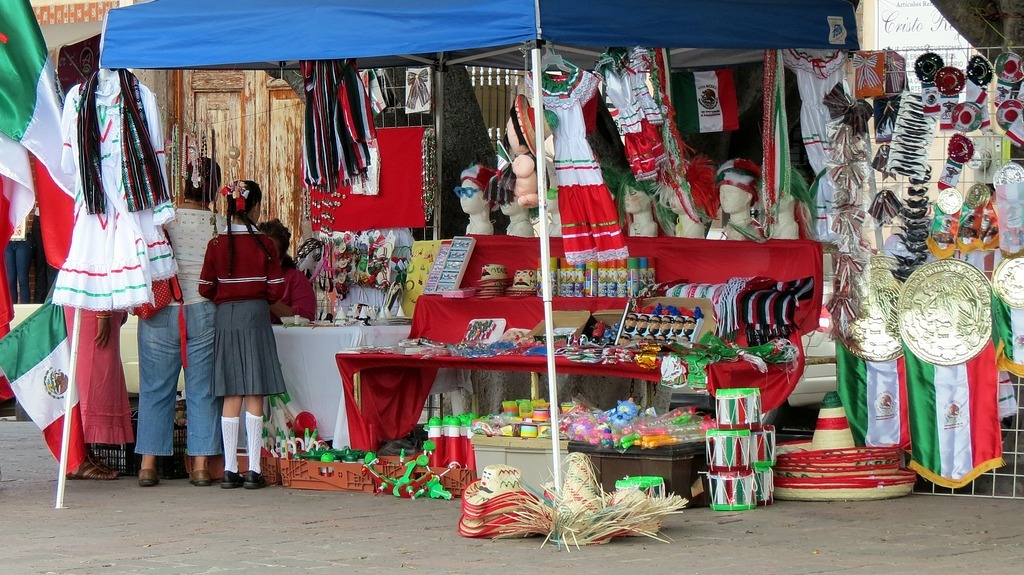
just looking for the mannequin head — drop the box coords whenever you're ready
[455,164,496,216]
[624,186,652,214]
[719,184,753,216]
[716,159,761,218]
[500,201,525,218]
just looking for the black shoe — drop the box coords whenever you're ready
[243,470,267,490]
[221,470,244,489]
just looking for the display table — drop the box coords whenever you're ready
[335,344,805,451]
[335,235,822,451]
[273,324,410,444]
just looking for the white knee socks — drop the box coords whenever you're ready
[221,416,239,473]
[245,412,263,474]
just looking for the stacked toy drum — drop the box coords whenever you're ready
[705,388,775,510]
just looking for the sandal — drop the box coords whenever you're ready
[66,461,118,481]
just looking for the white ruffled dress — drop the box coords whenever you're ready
[54,72,176,311]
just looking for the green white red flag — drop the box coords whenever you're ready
[836,344,910,449]
[0,0,76,336]
[0,302,86,471]
[673,69,739,134]
[903,342,1003,489]
[992,295,1024,377]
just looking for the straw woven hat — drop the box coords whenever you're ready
[772,392,915,502]
[810,392,857,451]
[459,465,537,538]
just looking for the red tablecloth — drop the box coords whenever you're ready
[336,342,805,451]
[338,235,822,450]
[411,236,823,342]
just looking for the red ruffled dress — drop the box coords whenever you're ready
[529,67,629,265]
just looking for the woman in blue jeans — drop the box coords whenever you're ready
[136,159,223,487]
[5,236,33,304]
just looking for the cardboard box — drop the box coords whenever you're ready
[568,441,709,507]
[617,297,717,345]
[472,435,568,490]
[526,310,592,344]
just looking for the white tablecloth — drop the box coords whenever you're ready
[273,324,410,443]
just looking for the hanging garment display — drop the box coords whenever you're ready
[783,49,847,240]
[301,59,377,195]
[55,69,176,311]
[595,47,667,180]
[528,63,628,265]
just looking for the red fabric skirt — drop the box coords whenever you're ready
[559,183,629,265]
[625,121,667,181]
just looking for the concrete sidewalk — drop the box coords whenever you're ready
[2,419,1023,575]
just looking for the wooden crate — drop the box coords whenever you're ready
[375,457,476,498]
[280,459,378,493]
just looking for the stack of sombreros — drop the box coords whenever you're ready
[505,269,538,298]
[773,392,915,501]
[476,264,510,298]
[458,465,536,538]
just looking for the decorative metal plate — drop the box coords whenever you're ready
[936,188,963,214]
[994,161,1024,186]
[846,255,904,361]
[964,183,992,211]
[898,259,992,365]
[993,256,1024,308]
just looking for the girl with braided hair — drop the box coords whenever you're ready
[199,181,286,490]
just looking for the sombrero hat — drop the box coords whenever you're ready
[459,464,536,538]
[511,94,551,156]
[810,391,857,451]
[772,392,914,502]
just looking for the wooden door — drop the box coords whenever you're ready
[182,70,304,247]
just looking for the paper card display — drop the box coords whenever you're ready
[422,241,452,295]
[464,318,507,343]
[424,236,476,294]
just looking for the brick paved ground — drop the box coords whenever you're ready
[2,420,1023,575]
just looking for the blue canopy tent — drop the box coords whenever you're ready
[99,0,859,491]
[100,0,858,70]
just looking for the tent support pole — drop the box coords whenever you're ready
[530,45,562,494]
[55,306,82,509]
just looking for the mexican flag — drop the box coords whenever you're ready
[836,344,910,449]
[992,294,1024,377]
[904,342,1003,489]
[673,69,739,134]
[0,302,86,471]
[0,0,76,333]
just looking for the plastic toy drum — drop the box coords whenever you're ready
[715,388,762,429]
[707,470,756,511]
[753,462,774,506]
[750,424,777,466]
[705,428,751,471]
